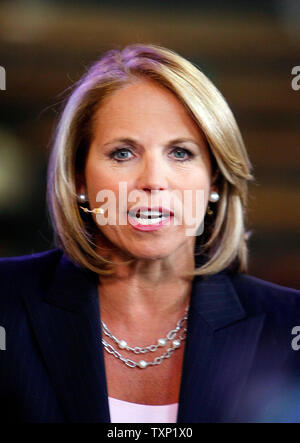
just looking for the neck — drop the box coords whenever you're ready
[97,245,195,328]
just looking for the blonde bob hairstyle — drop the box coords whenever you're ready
[47,43,254,277]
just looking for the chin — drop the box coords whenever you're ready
[128,245,177,261]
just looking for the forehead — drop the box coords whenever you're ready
[91,78,205,143]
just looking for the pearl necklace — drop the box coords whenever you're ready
[101,307,189,369]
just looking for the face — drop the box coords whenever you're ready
[81,78,214,261]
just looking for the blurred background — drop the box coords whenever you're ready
[0,0,299,288]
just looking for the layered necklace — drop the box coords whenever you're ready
[101,306,189,369]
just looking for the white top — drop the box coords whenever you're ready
[108,397,178,423]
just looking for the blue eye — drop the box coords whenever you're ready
[109,148,133,161]
[171,148,194,161]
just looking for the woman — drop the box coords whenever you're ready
[1,43,300,423]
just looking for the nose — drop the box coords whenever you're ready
[136,151,169,192]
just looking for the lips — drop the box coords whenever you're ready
[127,209,172,231]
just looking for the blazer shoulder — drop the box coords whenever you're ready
[0,249,64,293]
[229,271,300,317]
[231,272,300,296]
[0,248,63,273]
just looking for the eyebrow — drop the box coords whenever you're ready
[102,137,205,149]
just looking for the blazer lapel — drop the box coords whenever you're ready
[22,254,110,423]
[177,272,265,423]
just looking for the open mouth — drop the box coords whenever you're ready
[127,207,174,226]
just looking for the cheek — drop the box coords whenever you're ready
[85,160,110,195]
[85,165,129,212]
[185,177,211,216]
[185,171,211,195]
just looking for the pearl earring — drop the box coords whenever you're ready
[77,193,87,203]
[209,191,219,203]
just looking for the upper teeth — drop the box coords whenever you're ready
[128,210,171,220]
[140,211,162,217]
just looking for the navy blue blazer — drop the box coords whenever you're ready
[1,248,300,423]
